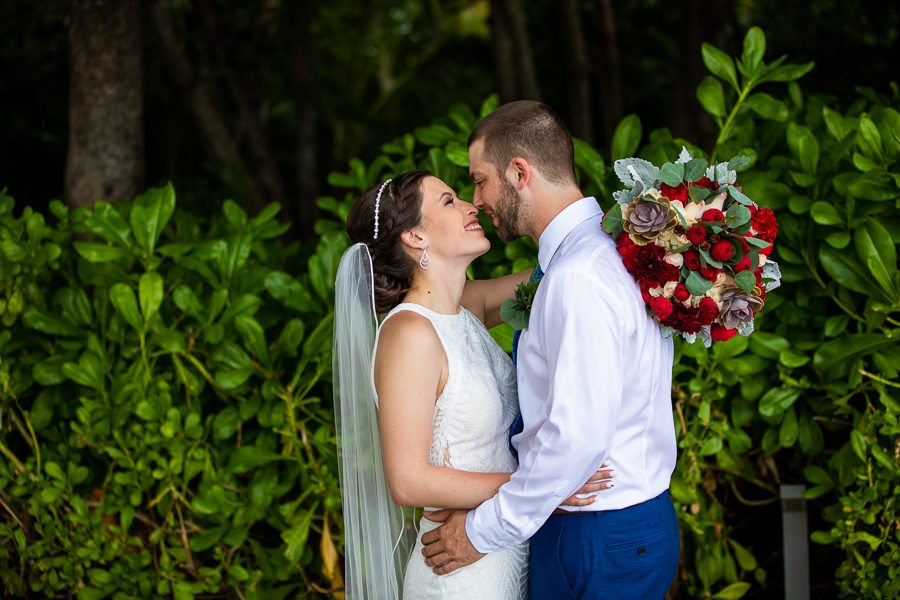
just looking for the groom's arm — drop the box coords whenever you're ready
[465,270,625,552]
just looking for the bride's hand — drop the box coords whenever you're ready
[560,464,616,507]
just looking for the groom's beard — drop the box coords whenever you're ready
[495,179,528,242]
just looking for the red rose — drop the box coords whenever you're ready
[711,324,738,342]
[751,207,779,243]
[649,296,674,320]
[702,208,725,223]
[660,182,689,204]
[616,232,636,256]
[733,255,752,272]
[700,266,720,281]
[758,242,773,256]
[674,284,690,302]
[711,240,734,261]
[683,248,701,270]
[686,225,707,245]
[697,297,718,325]
[692,176,718,191]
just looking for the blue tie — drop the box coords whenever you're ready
[508,263,544,460]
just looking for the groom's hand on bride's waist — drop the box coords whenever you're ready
[420,509,485,575]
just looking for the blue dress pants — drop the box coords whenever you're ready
[530,490,680,599]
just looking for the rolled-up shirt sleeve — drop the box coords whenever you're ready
[466,270,625,552]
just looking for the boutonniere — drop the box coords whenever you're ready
[500,279,540,330]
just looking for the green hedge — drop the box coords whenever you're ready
[2,27,899,599]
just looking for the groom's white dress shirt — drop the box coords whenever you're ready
[466,197,677,553]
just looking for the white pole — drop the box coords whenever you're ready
[780,484,810,600]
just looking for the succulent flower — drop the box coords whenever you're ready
[718,286,764,329]
[622,188,679,245]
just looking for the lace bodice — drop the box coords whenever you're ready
[377,303,528,600]
[380,303,519,476]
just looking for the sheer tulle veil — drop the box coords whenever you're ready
[332,242,415,599]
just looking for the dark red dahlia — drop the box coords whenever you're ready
[623,244,679,288]
[662,302,705,334]
[752,207,778,243]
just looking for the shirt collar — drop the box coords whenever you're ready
[537,197,602,271]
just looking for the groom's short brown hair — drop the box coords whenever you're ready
[468,100,577,185]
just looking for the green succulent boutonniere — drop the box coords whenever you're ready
[500,279,541,330]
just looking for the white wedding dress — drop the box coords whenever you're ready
[377,303,529,599]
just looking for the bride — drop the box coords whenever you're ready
[333,170,613,598]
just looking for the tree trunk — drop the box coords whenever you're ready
[593,0,623,149]
[491,0,541,100]
[293,0,319,241]
[65,0,144,209]
[558,0,593,144]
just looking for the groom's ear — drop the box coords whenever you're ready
[508,157,532,189]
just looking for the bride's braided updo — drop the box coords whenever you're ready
[346,169,431,313]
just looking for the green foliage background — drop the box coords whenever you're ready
[2,28,899,599]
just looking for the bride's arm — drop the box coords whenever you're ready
[375,312,509,508]
[461,268,532,329]
[375,312,613,509]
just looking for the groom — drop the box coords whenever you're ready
[420,100,680,598]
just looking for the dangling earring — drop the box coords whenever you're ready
[419,245,431,270]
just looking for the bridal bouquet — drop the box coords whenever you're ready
[602,148,781,346]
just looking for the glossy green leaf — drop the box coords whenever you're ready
[87,201,132,247]
[819,245,876,295]
[235,314,269,364]
[847,169,899,201]
[282,509,314,562]
[740,26,765,73]
[130,183,175,254]
[73,241,130,263]
[610,114,642,161]
[139,271,164,322]
[746,93,788,121]
[813,334,896,379]
[758,387,801,417]
[702,42,739,91]
[23,307,82,336]
[109,283,143,331]
[858,116,883,159]
[712,581,751,599]
[697,76,727,117]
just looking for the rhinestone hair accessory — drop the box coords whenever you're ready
[373,179,392,240]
